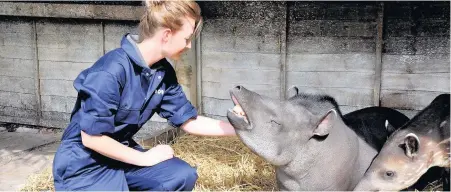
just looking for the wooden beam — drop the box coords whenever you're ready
[373,2,384,106]
[32,20,42,123]
[280,2,288,100]
[196,33,203,114]
[0,2,143,21]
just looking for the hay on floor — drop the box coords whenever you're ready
[171,135,277,191]
[21,134,277,191]
[21,167,53,192]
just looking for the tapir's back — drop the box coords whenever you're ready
[343,106,410,151]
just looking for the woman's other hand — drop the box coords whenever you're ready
[140,144,175,166]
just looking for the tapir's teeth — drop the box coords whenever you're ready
[229,108,249,124]
[240,115,249,124]
[232,105,246,115]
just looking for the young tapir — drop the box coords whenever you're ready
[343,107,410,151]
[353,94,450,191]
[226,86,409,190]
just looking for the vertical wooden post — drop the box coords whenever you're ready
[373,2,384,106]
[101,21,106,54]
[196,32,203,114]
[280,2,288,100]
[32,20,42,124]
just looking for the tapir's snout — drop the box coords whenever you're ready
[230,86,253,102]
[353,179,383,192]
[231,85,246,95]
[227,85,252,130]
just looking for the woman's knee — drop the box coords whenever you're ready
[166,158,198,190]
[179,164,198,184]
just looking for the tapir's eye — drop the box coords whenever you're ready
[270,120,281,126]
[383,171,395,179]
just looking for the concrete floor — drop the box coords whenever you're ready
[0,126,61,191]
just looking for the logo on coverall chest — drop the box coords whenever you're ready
[155,89,165,95]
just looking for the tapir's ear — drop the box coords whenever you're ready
[313,109,338,137]
[287,86,299,98]
[403,133,420,158]
[440,120,448,129]
[385,120,396,133]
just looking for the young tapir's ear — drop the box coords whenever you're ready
[385,120,396,133]
[403,133,420,158]
[440,120,448,129]
[313,109,338,137]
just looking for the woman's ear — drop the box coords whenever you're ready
[161,28,172,43]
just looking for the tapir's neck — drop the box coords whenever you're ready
[352,130,379,185]
[409,122,451,168]
[423,135,450,168]
[277,119,377,190]
[340,120,378,188]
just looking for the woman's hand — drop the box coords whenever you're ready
[81,131,174,167]
[139,144,174,166]
[181,116,237,136]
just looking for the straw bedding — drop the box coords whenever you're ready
[20,134,443,191]
[21,134,277,191]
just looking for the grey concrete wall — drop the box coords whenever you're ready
[37,20,103,128]
[0,14,198,139]
[199,1,449,120]
[0,18,38,125]
[0,1,449,131]
[380,2,450,117]
[0,2,143,21]
[286,2,378,114]
[199,1,286,120]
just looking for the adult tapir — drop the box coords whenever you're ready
[354,94,450,191]
[226,86,409,190]
[288,86,409,151]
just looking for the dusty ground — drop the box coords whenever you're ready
[0,125,61,191]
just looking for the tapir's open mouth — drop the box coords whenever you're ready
[228,94,249,124]
[227,86,255,130]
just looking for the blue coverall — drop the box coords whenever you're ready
[52,34,199,191]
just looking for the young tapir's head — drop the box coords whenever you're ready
[226,86,343,166]
[354,94,450,191]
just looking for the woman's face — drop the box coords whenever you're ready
[162,17,195,61]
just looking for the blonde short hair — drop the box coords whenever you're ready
[138,0,203,42]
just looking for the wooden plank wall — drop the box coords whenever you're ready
[0,18,175,138]
[380,2,450,117]
[199,1,286,121]
[37,20,103,127]
[199,1,449,120]
[0,1,449,129]
[287,2,378,114]
[0,18,38,125]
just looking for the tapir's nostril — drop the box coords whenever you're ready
[235,86,242,90]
